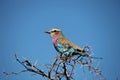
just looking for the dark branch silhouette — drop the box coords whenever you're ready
[3,46,106,80]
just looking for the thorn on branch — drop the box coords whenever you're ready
[3,53,106,80]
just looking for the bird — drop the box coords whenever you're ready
[45,28,88,57]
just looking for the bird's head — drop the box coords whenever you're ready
[45,28,64,39]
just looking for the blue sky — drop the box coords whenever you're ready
[0,0,120,80]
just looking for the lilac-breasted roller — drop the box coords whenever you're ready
[45,28,88,57]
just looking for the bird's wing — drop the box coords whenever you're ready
[57,37,84,52]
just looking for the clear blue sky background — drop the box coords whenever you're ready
[0,0,120,80]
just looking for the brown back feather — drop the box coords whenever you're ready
[57,37,84,51]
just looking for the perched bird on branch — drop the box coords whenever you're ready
[45,28,88,57]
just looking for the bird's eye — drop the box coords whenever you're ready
[51,30,58,33]
[54,30,57,32]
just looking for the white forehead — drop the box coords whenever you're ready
[49,28,61,32]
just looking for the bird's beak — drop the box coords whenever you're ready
[45,31,50,34]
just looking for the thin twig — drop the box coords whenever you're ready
[3,48,106,80]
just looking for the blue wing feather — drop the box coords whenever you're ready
[56,42,76,55]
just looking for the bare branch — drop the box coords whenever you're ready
[3,46,106,80]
